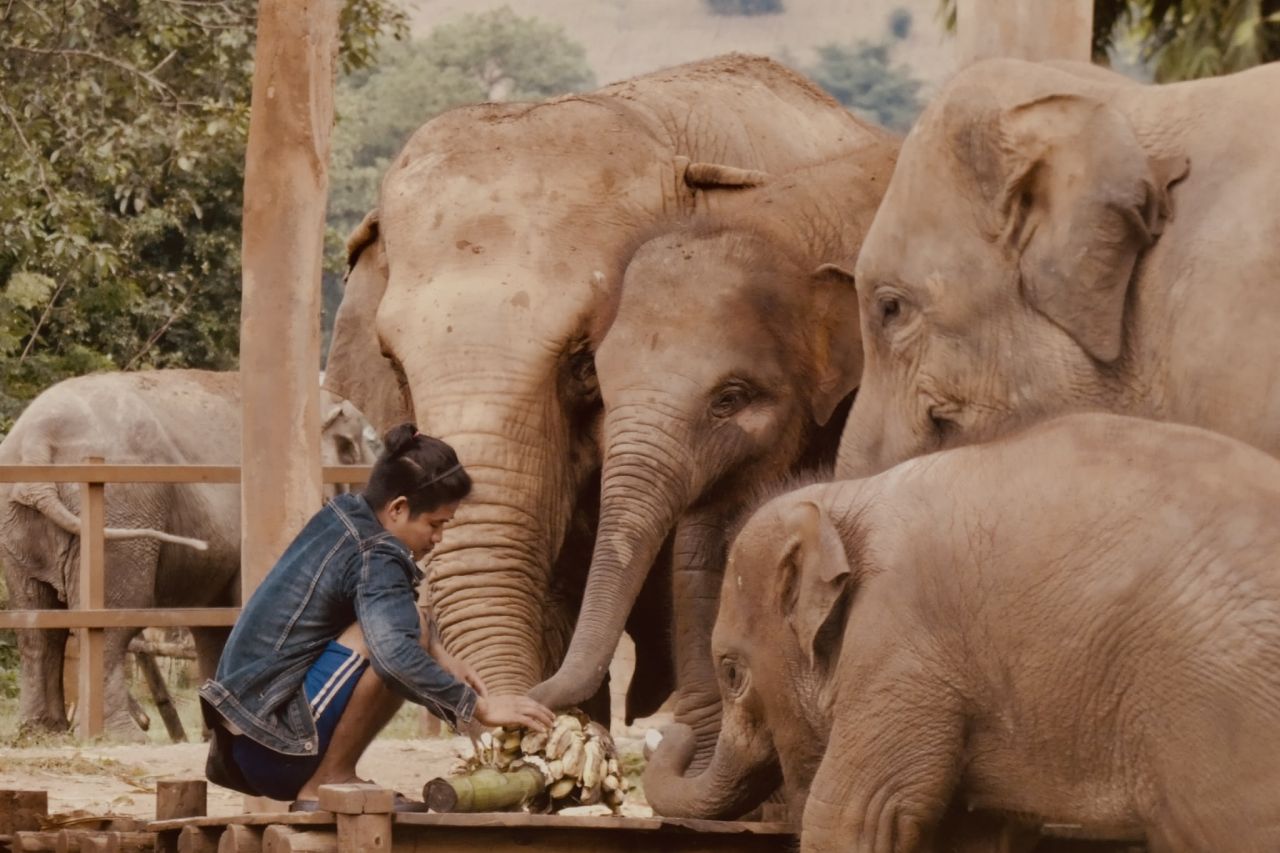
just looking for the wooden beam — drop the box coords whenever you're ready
[239,0,344,600]
[0,609,240,630]
[78,458,106,739]
[158,780,208,822]
[956,0,1093,65]
[0,465,369,485]
[137,652,187,743]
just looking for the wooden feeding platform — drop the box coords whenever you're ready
[0,783,794,853]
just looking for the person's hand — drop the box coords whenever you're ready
[474,694,555,732]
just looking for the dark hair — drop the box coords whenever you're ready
[364,423,472,514]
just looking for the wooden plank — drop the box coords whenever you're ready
[148,815,331,834]
[391,813,793,835]
[157,781,207,822]
[0,465,368,485]
[386,825,792,853]
[316,785,394,816]
[0,609,241,630]
[261,827,336,853]
[238,0,343,600]
[0,466,242,484]
[0,790,49,834]
[78,459,107,739]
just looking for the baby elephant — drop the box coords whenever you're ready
[665,413,1280,851]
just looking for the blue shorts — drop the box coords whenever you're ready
[230,640,369,801]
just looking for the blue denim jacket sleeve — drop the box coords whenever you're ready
[354,542,478,725]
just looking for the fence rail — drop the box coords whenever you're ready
[0,461,373,738]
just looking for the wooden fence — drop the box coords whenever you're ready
[0,461,371,738]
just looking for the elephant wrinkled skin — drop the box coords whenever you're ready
[838,58,1280,478]
[527,144,900,786]
[677,413,1280,851]
[0,370,373,738]
[324,54,884,709]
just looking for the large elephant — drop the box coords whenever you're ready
[323,54,883,712]
[0,370,373,738]
[837,58,1280,478]
[662,413,1280,851]
[526,144,899,781]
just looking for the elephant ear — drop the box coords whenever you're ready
[323,209,414,432]
[806,263,863,426]
[776,501,856,669]
[990,94,1189,364]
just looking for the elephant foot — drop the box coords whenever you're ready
[16,717,71,743]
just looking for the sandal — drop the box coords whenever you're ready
[289,792,427,813]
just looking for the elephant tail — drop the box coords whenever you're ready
[13,481,209,551]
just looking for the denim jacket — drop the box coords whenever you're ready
[198,493,477,756]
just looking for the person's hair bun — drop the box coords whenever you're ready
[382,422,418,457]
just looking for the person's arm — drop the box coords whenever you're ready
[354,544,478,725]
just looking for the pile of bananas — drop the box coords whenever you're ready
[470,712,631,812]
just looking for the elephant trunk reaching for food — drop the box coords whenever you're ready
[644,722,783,820]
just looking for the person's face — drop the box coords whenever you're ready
[383,498,459,560]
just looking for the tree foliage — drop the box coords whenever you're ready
[804,41,924,133]
[0,0,407,434]
[322,7,596,352]
[938,0,1280,81]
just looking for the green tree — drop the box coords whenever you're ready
[322,7,596,353]
[0,0,407,434]
[804,42,924,133]
[938,0,1280,81]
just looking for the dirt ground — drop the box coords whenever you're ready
[0,637,666,820]
[0,729,657,820]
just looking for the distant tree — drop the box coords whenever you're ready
[805,41,924,133]
[937,0,1280,81]
[704,0,785,16]
[322,7,596,354]
[0,0,406,434]
[889,7,914,40]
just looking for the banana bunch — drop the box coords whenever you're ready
[472,712,631,812]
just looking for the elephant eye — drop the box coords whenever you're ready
[570,350,596,383]
[721,657,750,698]
[710,381,754,418]
[878,295,901,325]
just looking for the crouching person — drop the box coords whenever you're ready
[199,424,554,810]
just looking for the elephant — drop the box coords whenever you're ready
[526,143,900,785]
[836,58,1280,479]
[658,412,1280,851]
[323,53,887,716]
[0,369,374,739]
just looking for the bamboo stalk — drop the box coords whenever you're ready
[422,767,545,813]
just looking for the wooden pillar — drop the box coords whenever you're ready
[239,0,342,599]
[77,457,106,739]
[957,0,1093,66]
[157,779,208,821]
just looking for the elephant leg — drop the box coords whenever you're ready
[668,514,730,774]
[191,626,230,682]
[13,579,69,735]
[801,664,963,853]
[102,626,148,742]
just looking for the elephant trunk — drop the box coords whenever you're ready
[531,409,689,710]
[643,723,781,820]
[426,395,570,697]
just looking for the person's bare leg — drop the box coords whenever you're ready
[294,623,406,801]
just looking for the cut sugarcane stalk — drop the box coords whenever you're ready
[423,765,546,813]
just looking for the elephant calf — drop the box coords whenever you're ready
[658,413,1280,851]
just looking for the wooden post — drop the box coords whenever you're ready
[0,790,48,834]
[78,457,106,739]
[262,827,338,853]
[157,779,208,821]
[957,0,1093,66]
[318,785,392,853]
[238,0,342,599]
[217,824,263,853]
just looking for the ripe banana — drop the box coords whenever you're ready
[520,730,548,754]
[545,715,582,759]
[547,758,565,780]
[549,777,576,799]
[560,732,586,778]
[602,773,620,792]
[580,740,604,788]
